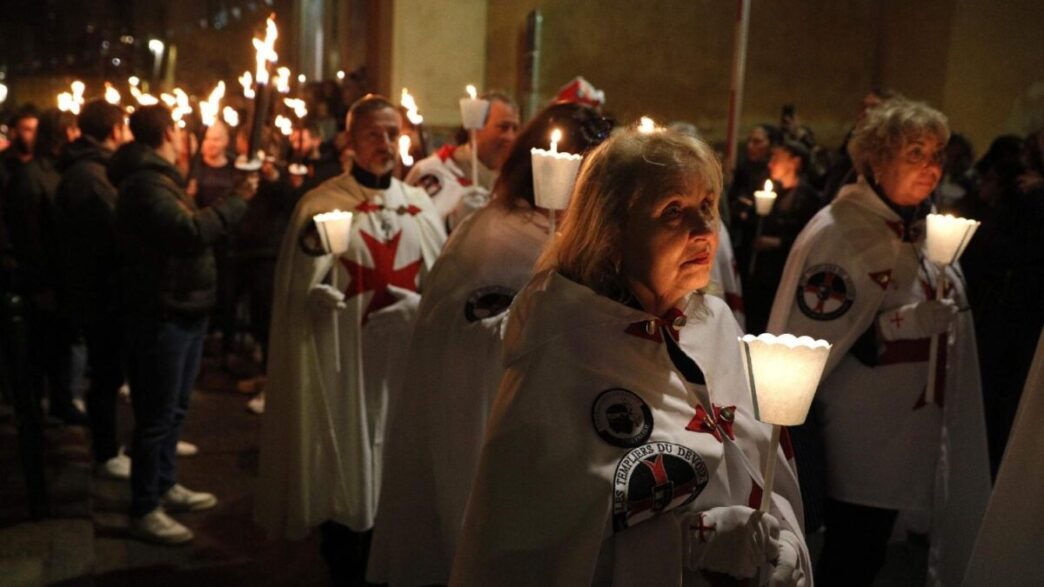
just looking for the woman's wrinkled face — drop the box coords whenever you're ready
[621,181,720,309]
[875,135,944,206]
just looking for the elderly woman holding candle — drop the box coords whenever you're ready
[451,128,810,585]
[368,101,610,586]
[767,99,990,586]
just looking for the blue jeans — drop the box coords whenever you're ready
[125,313,207,517]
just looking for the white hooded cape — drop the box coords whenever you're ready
[766,178,990,585]
[368,199,550,585]
[451,271,809,586]
[255,171,446,539]
[964,329,1044,585]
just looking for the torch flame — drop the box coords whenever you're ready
[57,92,76,113]
[274,114,293,136]
[638,116,657,134]
[128,76,140,88]
[275,67,291,93]
[466,84,477,99]
[222,106,239,127]
[252,15,279,85]
[160,93,177,107]
[104,82,121,105]
[400,88,424,125]
[199,81,226,127]
[130,85,159,106]
[239,71,255,99]
[283,98,307,119]
[399,135,414,167]
[71,81,86,105]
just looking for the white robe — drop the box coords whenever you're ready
[964,329,1044,586]
[767,177,990,585]
[406,144,493,230]
[368,199,550,585]
[255,171,446,539]
[451,271,809,586]
[710,222,746,330]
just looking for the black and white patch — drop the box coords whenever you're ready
[592,388,653,448]
[796,263,855,320]
[297,219,328,257]
[418,174,443,197]
[612,442,709,532]
[464,286,516,322]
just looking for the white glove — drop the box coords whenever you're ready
[681,506,780,579]
[877,299,957,340]
[769,530,807,587]
[309,283,347,311]
[448,186,491,231]
[367,286,421,324]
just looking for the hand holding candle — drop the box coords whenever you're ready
[531,128,583,236]
[739,333,831,512]
[923,213,980,403]
[313,210,354,372]
[460,85,490,190]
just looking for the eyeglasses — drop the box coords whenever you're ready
[902,144,945,168]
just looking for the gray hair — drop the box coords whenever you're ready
[848,98,950,177]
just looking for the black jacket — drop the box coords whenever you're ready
[54,136,120,320]
[111,142,246,317]
[3,154,61,295]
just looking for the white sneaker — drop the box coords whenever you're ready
[95,453,131,480]
[176,441,198,457]
[246,392,265,415]
[131,508,194,545]
[162,483,217,512]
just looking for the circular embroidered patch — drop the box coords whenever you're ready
[297,219,328,257]
[612,442,710,532]
[796,263,855,320]
[591,388,654,448]
[418,174,443,197]
[464,286,516,322]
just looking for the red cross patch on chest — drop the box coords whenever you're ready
[340,230,422,324]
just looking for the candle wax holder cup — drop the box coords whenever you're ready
[925,213,981,266]
[313,211,354,256]
[288,163,309,177]
[459,98,490,130]
[234,154,263,172]
[754,192,776,216]
[739,333,831,426]
[531,148,583,211]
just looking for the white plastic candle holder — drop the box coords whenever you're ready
[314,210,354,372]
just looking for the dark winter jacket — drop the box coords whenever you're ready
[111,142,247,317]
[54,136,120,321]
[3,155,61,294]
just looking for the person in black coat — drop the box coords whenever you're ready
[111,104,257,545]
[54,99,132,477]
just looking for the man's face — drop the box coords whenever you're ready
[13,116,37,153]
[475,100,520,171]
[202,123,229,160]
[348,107,401,176]
[291,128,322,158]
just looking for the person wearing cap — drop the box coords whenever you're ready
[405,91,520,231]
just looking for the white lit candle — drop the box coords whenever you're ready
[313,210,355,372]
[531,128,583,236]
[739,333,831,512]
[754,179,777,217]
[459,84,490,189]
[923,213,980,403]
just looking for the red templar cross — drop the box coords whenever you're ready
[340,230,422,324]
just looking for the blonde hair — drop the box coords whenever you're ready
[848,98,950,177]
[535,128,722,302]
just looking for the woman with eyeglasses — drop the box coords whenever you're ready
[367,102,612,586]
[768,99,990,586]
[451,128,809,586]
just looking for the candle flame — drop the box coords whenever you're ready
[57,92,78,114]
[763,179,774,192]
[400,88,424,125]
[104,82,121,104]
[466,84,477,99]
[283,97,307,119]
[550,128,562,145]
[70,81,86,105]
[336,70,345,80]
[297,73,306,84]
[128,76,140,88]
[222,106,239,127]
[199,81,226,127]
[399,135,414,167]
[274,114,293,136]
[638,116,657,134]
[239,71,256,99]
[275,67,291,93]
[252,15,279,84]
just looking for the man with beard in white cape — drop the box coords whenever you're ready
[767,99,990,585]
[368,102,611,585]
[452,128,810,585]
[255,95,445,584]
